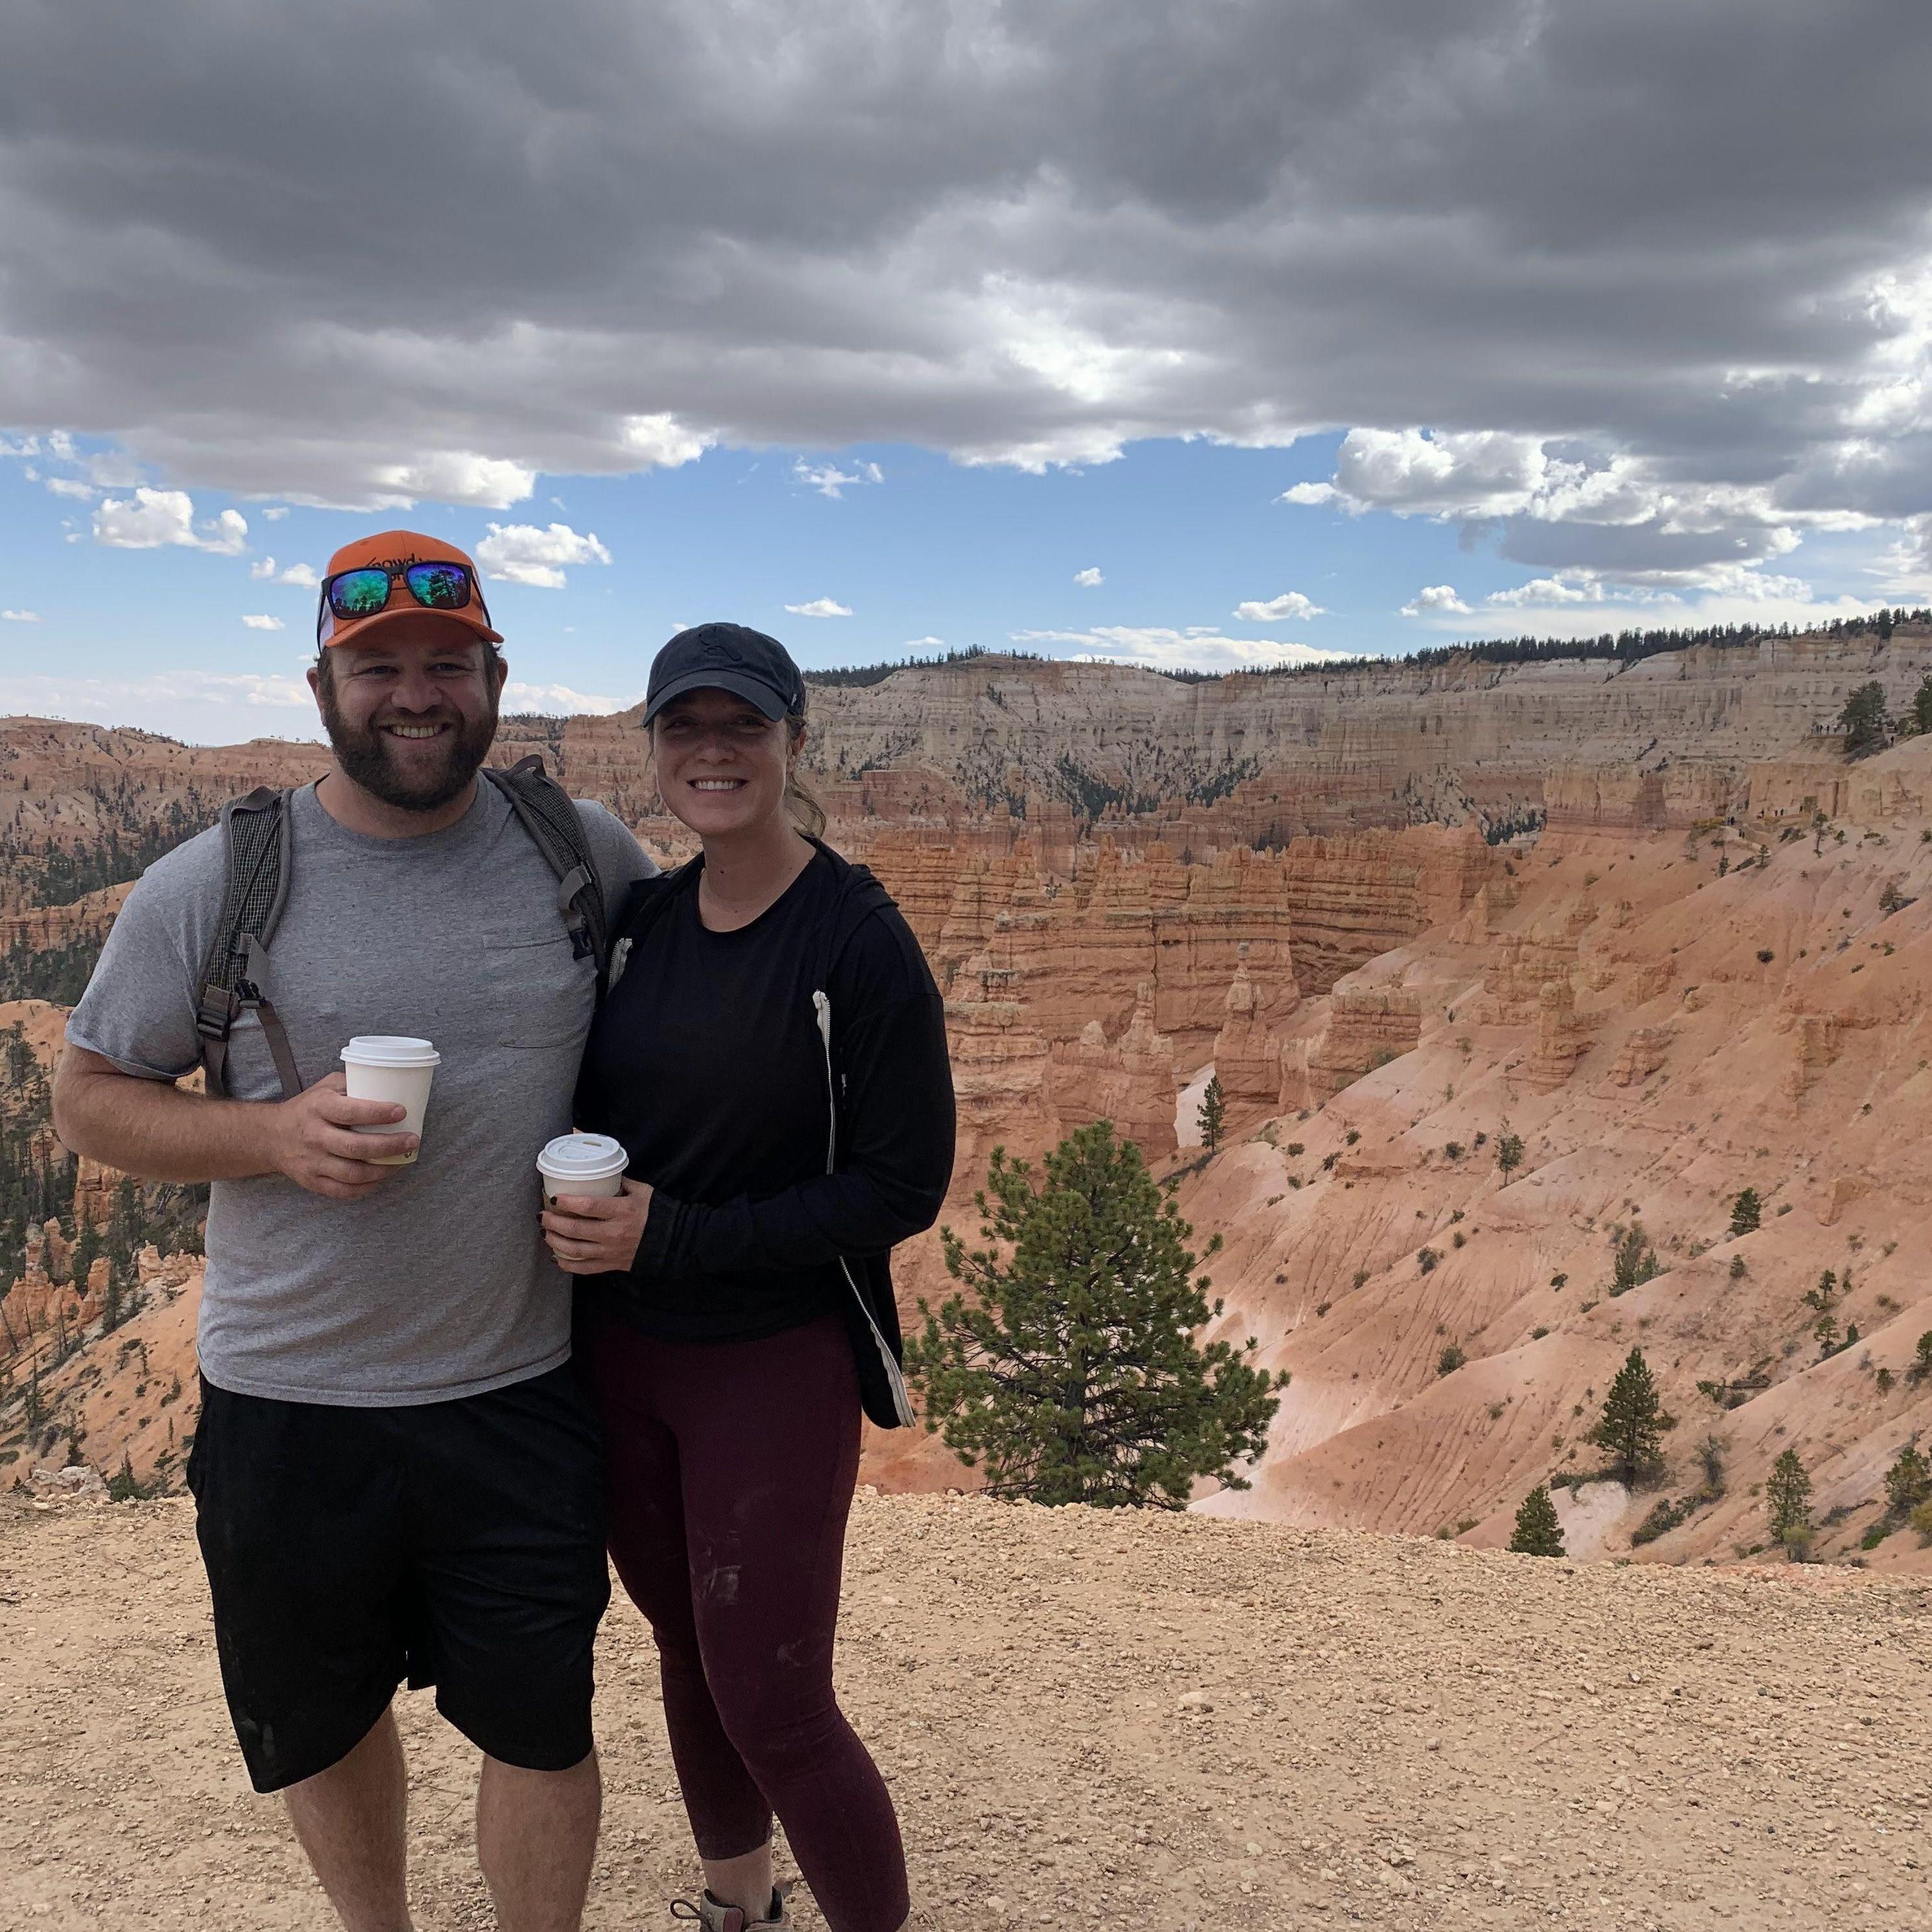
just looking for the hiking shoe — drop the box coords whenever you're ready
[670,1885,791,1932]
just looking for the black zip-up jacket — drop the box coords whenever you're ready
[576,841,955,1427]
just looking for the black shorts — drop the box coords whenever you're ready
[186,1365,610,1793]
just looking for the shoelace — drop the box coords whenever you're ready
[669,1891,785,1931]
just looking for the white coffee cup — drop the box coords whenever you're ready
[537,1132,629,1203]
[340,1036,440,1166]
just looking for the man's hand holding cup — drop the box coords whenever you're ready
[271,1073,421,1199]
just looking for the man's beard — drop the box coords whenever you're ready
[318,684,499,813]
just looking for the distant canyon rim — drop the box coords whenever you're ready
[6,623,1932,1573]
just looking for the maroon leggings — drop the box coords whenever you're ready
[580,1309,908,1932]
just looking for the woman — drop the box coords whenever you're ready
[542,622,955,1932]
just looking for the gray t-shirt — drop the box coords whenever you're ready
[66,778,654,1407]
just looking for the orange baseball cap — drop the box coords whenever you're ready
[315,529,503,648]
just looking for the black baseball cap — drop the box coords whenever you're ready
[642,623,807,726]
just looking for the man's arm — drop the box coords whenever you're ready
[53,1046,420,1202]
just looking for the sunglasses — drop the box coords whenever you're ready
[315,560,492,643]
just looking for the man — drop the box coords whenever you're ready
[53,530,653,1932]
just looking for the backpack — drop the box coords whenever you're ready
[192,756,611,1101]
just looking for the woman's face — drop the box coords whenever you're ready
[652,687,795,838]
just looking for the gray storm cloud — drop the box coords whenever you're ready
[2,0,1929,582]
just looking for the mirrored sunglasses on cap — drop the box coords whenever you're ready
[315,560,493,644]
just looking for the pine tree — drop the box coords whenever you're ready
[1587,1347,1674,1481]
[904,1123,1287,1509]
[1765,1448,1813,1557]
[1196,1075,1226,1154]
[1495,1128,1524,1179]
[1839,682,1889,757]
[1509,1485,1566,1556]
[1728,1187,1761,1238]
[1910,673,1932,739]
[1608,1224,1660,1296]
[1883,1444,1930,1521]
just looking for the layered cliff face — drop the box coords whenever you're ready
[1178,735,1932,1571]
[790,630,1932,828]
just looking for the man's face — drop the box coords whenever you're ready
[310,619,506,813]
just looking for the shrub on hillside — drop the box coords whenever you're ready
[1630,1497,1692,1545]
[1728,1188,1761,1237]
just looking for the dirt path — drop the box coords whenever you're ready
[3,1491,1929,1930]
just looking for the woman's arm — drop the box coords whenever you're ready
[634,981,955,1278]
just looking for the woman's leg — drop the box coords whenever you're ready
[662,1315,909,1932]
[581,1317,776,1873]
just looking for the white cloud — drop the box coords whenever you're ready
[473,521,613,588]
[250,556,321,587]
[785,597,853,617]
[1012,626,1358,674]
[1073,567,1104,588]
[793,458,883,498]
[1403,565,1874,639]
[368,452,537,510]
[1400,584,1474,617]
[1485,575,1621,608]
[91,488,248,555]
[621,414,715,470]
[7,0,1932,605]
[45,475,96,500]
[1285,428,1816,590]
[0,435,40,459]
[902,636,946,648]
[2,609,41,621]
[1233,591,1324,622]
[260,505,289,520]
[94,489,196,547]
[241,613,285,630]
[501,680,642,715]
[0,668,313,717]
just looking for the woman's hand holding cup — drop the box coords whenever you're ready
[542,1178,653,1275]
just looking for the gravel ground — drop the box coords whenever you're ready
[2,1490,1929,1930]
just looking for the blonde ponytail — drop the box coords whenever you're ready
[784,710,828,838]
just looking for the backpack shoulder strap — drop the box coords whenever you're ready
[484,757,612,991]
[194,787,302,1100]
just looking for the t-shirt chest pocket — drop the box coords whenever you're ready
[482,931,595,1050]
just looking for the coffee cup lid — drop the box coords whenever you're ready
[536,1132,628,1178]
[341,1035,441,1067]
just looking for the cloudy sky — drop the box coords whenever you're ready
[3,0,1931,742]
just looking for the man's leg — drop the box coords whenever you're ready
[281,1705,413,1932]
[408,1368,611,1930]
[477,1748,603,1932]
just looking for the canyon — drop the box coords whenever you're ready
[6,623,1932,1575]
